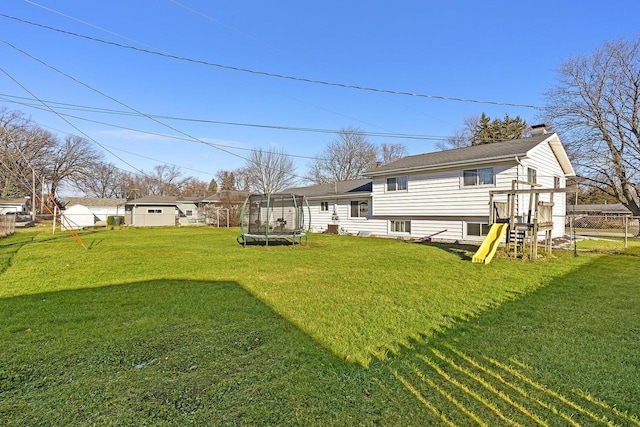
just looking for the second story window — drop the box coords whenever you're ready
[463,167,494,186]
[386,176,408,191]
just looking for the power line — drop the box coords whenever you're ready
[0,13,543,109]
[0,93,451,142]
[0,37,250,162]
[14,4,396,133]
[22,0,157,49]
[0,65,149,178]
[0,40,314,185]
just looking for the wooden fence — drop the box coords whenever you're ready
[0,214,16,238]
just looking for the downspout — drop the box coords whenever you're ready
[514,156,524,221]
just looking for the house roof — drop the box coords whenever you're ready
[126,196,183,205]
[0,197,29,206]
[200,190,249,203]
[569,203,632,214]
[64,197,126,208]
[366,133,575,177]
[282,178,372,199]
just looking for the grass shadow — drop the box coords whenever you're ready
[413,241,476,261]
[381,254,640,426]
[0,279,411,425]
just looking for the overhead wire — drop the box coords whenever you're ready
[0,13,543,109]
[0,38,249,162]
[0,72,148,177]
[0,39,316,185]
[0,10,542,192]
[0,93,451,142]
[2,8,396,133]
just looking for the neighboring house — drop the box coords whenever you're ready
[61,197,125,229]
[198,190,248,226]
[568,203,632,218]
[0,197,30,215]
[286,129,575,242]
[124,196,202,227]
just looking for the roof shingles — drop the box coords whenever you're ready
[366,134,552,175]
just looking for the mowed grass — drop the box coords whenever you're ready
[1,226,638,425]
[573,234,640,254]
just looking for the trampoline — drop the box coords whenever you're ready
[237,193,310,246]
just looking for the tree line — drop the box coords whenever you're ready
[0,109,407,204]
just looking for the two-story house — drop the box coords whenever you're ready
[286,128,574,242]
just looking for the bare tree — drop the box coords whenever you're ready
[307,127,378,184]
[72,161,123,198]
[0,108,57,197]
[243,148,296,194]
[179,176,208,197]
[48,135,103,200]
[544,37,640,220]
[142,164,185,196]
[437,116,479,150]
[379,142,408,164]
[232,167,253,192]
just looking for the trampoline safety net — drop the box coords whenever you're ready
[238,193,309,246]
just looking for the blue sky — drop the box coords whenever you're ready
[1,0,639,188]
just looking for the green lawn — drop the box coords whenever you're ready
[1,227,638,425]
[571,234,640,254]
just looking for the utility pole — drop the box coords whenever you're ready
[41,177,45,214]
[32,169,36,221]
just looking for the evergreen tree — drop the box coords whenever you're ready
[470,113,527,145]
[470,113,494,145]
[1,176,23,198]
[207,178,218,194]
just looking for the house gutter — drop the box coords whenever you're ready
[365,154,527,177]
[304,193,372,201]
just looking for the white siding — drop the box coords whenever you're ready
[368,140,571,241]
[299,138,572,242]
[515,143,568,238]
[305,198,387,235]
[372,161,519,218]
[62,205,95,229]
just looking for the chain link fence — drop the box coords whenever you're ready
[565,215,640,252]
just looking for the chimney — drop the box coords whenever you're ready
[530,123,548,136]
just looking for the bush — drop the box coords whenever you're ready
[107,216,124,226]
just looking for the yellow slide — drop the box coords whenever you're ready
[472,223,509,264]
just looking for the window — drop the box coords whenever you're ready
[467,222,490,236]
[147,208,163,214]
[185,209,193,216]
[386,176,408,191]
[527,167,537,184]
[463,167,494,186]
[320,201,329,211]
[350,200,368,218]
[390,220,411,233]
[554,176,561,188]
